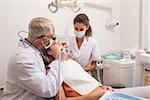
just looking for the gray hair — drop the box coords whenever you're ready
[28,17,54,40]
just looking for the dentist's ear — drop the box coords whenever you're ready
[42,36,49,45]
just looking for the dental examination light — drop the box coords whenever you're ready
[48,0,84,13]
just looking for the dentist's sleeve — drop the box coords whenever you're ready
[17,52,66,98]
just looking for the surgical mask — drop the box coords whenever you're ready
[74,30,86,38]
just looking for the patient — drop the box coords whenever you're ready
[44,42,113,99]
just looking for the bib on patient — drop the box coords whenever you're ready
[50,59,102,95]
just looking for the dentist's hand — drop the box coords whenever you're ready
[66,52,74,60]
[46,65,51,75]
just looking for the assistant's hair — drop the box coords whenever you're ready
[74,13,92,37]
[28,17,54,40]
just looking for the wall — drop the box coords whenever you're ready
[120,0,139,50]
[120,0,145,87]
[81,1,120,54]
[147,0,150,51]
[0,2,3,88]
[139,0,150,52]
[0,0,121,87]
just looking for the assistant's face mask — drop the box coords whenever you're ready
[74,30,86,38]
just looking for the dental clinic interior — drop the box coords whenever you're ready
[0,0,150,99]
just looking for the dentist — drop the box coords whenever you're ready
[69,13,100,73]
[1,17,66,100]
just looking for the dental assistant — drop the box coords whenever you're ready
[1,17,66,100]
[69,13,100,72]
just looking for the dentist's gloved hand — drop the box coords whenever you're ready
[65,51,74,60]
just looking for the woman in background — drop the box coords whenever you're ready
[69,13,100,73]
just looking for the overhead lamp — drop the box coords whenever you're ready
[48,0,83,13]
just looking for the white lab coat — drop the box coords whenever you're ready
[1,40,66,100]
[69,36,100,68]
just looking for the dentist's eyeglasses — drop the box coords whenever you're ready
[44,35,56,50]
